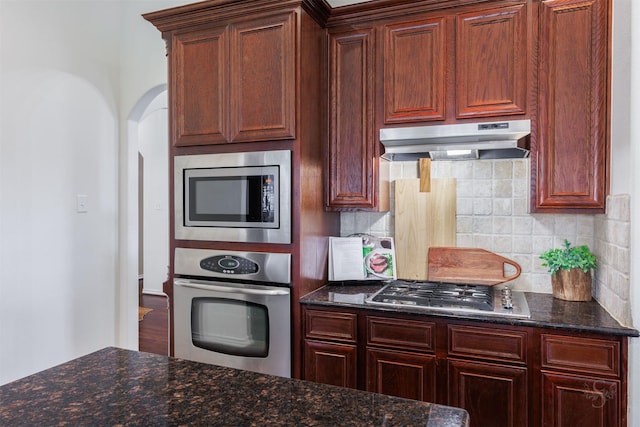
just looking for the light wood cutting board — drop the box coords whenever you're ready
[394,178,456,280]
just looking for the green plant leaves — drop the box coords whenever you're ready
[540,239,597,275]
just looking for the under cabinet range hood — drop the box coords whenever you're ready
[380,119,531,161]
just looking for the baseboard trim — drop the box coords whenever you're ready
[142,289,168,297]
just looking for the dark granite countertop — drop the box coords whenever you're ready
[0,347,469,427]
[300,283,639,337]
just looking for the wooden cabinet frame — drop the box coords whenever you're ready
[301,306,630,427]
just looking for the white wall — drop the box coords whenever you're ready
[0,0,190,384]
[0,1,120,384]
[617,0,640,425]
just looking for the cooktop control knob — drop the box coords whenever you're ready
[501,286,514,309]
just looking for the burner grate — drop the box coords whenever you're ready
[369,280,495,312]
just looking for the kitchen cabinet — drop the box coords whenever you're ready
[327,0,611,213]
[365,316,437,401]
[382,17,446,124]
[301,304,630,427]
[447,325,529,427]
[304,340,357,389]
[326,27,389,211]
[170,12,295,147]
[540,334,621,427]
[455,4,528,118]
[381,4,527,124]
[533,0,610,212]
[303,309,358,389]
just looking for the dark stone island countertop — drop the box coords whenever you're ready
[300,283,639,337]
[0,347,469,427]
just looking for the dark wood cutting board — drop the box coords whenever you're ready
[427,247,521,285]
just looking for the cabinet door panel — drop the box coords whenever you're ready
[304,340,357,389]
[542,372,619,427]
[172,27,229,146]
[230,12,296,142]
[535,0,608,211]
[327,29,376,209]
[366,348,436,402]
[456,4,527,118]
[448,359,527,427]
[383,17,445,123]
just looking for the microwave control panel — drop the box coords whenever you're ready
[200,255,259,275]
[261,175,275,222]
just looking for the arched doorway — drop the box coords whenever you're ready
[121,84,168,351]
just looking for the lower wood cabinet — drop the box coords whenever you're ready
[366,348,436,402]
[541,372,619,427]
[301,306,629,427]
[539,333,622,427]
[304,340,357,389]
[448,359,528,427]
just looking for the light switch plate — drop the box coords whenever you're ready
[76,194,88,213]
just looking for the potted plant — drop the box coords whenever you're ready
[540,239,597,301]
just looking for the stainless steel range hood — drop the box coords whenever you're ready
[380,119,531,161]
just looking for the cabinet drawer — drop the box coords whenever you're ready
[448,325,527,363]
[367,316,435,352]
[541,334,620,376]
[305,310,357,343]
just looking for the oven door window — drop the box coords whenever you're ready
[191,297,269,358]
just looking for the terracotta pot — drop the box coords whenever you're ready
[551,268,592,301]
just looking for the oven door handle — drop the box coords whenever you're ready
[174,279,289,296]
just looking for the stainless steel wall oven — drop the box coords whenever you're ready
[173,248,291,377]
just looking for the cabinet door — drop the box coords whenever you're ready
[534,0,609,212]
[304,340,357,389]
[448,359,528,427]
[383,17,445,123]
[456,4,527,118]
[327,28,377,209]
[171,26,229,146]
[366,348,436,402]
[230,12,296,143]
[542,372,619,427]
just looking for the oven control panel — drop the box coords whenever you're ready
[200,255,259,275]
[175,247,291,284]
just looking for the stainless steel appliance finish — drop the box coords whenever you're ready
[380,119,531,161]
[174,248,291,377]
[174,247,291,284]
[365,280,531,319]
[174,149,291,244]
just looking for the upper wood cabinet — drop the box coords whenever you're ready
[455,4,527,118]
[327,28,389,211]
[382,17,446,124]
[172,26,228,145]
[380,3,528,125]
[533,0,610,212]
[170,12,296,147]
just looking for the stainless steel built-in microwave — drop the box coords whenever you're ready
[174,150,291,244]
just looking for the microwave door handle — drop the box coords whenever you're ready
[174,280,289,296]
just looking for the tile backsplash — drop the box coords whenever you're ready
[340,159,597,294]
[594,195,632,326]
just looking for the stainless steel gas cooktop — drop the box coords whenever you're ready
[365,280,530,319]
